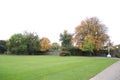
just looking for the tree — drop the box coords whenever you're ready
[74,17,109,52]
[60,30,73,50]
[7,33,27,54]
[82,35,95,56]
[51,42,60,50]
[40,37,51,52]
[24,32,40,54]
[0,40,7,53]
[7,32,40,55]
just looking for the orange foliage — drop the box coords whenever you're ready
[74,17,109,50]
[40,37,51,51]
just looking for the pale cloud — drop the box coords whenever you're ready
[0,0,120,44]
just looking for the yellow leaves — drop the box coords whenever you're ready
[95,39,103,50]
[40,37,51,52]
[74,17,109,50]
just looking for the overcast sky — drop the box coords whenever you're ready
[0,0,120,45]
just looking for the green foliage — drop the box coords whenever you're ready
[51,42,60,50]
[24,32,40,54]
[60,30,73,50]
[0,40,7,53]
[7,33,27,54]
[68,47,82,56]
[82,35,94,55]
[0,56,118,80]
[7,32,40,55]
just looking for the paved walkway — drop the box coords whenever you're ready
[90,60,120,80]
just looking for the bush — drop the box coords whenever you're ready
[115,53,120,58]
[0,40,7,54]
[68,47,82,56]
[59,51,71,56]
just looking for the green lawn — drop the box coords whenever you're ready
[0,55,118,80]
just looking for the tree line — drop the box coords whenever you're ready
[0,17,112,56]
[59,17,109,56]
[0,32,52,55]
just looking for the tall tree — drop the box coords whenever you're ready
[24,32,40,54]
[60,30,73,50]
[0,40,7,53]
[74,17,109,51]
[40,37,51,52]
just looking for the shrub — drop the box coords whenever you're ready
[0,40,7,54]
[68,47,82,56]
[115,53,120,58]
[59,51,71,56]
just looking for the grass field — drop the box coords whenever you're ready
[0,55,118,80]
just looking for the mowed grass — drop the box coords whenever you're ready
[0,55,118,80]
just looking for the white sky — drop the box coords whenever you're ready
[0,0,120,45]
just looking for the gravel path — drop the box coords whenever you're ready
[90,60,120,80]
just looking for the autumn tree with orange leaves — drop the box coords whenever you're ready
[40,37,51,52]
[74,17,109,54]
